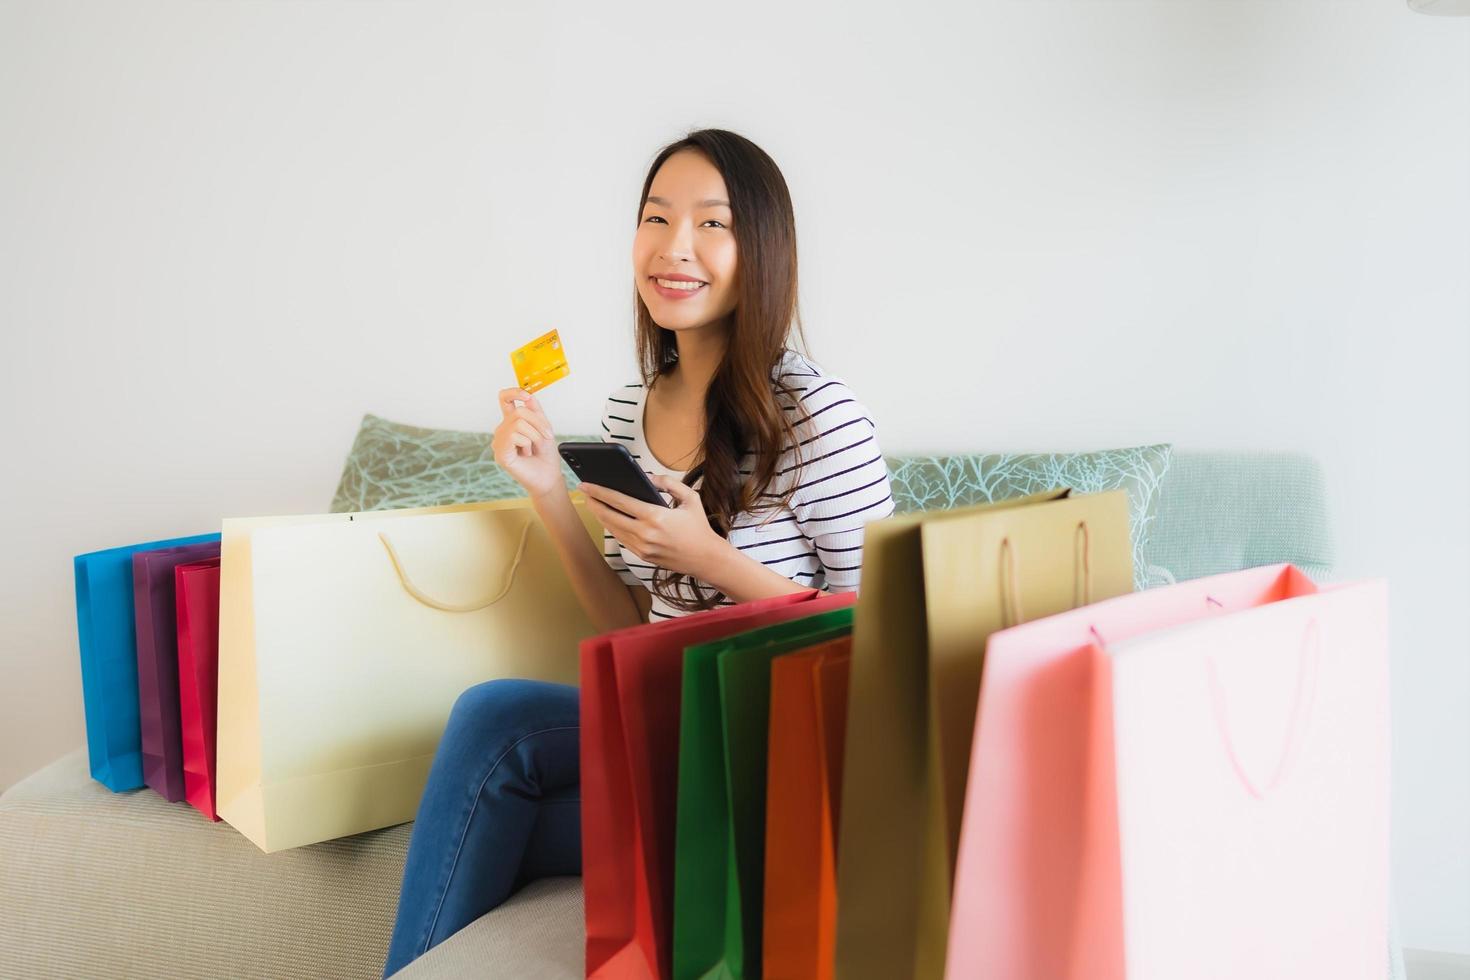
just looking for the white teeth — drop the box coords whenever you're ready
[655,278,704,291]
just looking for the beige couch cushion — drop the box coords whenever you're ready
[1,747,411,979]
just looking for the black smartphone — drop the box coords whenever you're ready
[558,442,671,511]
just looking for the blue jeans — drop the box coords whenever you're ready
[382,678,582,977]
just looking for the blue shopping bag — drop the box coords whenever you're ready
[74,533,220,791]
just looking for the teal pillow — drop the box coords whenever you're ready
[1142,451,1333,586]
[884,445,1173,591]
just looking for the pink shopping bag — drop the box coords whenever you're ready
[945,564,1388,980]
[175,557,222,821]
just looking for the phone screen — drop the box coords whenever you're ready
[558,442,670,510]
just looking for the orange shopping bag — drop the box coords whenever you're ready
[763,636,852,980]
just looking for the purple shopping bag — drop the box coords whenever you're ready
[133,541,222,801]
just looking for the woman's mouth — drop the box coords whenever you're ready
[650,276,707,300]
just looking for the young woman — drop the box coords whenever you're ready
[382,129,895,977]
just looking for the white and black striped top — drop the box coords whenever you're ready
[599,348,896,622]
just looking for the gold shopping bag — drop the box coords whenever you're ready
[834,488,1133,979]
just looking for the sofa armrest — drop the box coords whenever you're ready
[390,877,583,979]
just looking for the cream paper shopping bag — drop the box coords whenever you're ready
[217,496,604,853]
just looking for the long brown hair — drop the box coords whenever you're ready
[634,129,814,613]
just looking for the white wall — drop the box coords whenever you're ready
[2,0,1466,955]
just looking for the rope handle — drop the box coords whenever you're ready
[1074,521,1092,608]
[377,519,534,613]
[1090,616,1321,801]
[1000,537,1023,627]
[1205,617,1320,801]
[999,521,1094,628]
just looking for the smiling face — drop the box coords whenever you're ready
[633,148,739,334]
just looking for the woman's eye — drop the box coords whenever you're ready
[641,216,726,228]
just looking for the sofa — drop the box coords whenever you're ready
[0,441,1406,979]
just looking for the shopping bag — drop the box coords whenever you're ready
[176,556,223,821]
[73,532,221,792]
[216,496,605,852]
[945,564,1389,980]
[134,540,222,801]
[762,636,851,980]
[672,606,855,980]
[581,588,855,980]
[834,488,1133,979]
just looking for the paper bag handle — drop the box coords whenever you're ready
[1074,520,1092,608]
[377,520,534,613]
[1000,538,1022,626]
[999,521,1094,628]
[1205,618,1320,801]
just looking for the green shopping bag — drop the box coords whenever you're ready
[672,606,856,980]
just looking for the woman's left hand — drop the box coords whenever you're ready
[578,474,731,581]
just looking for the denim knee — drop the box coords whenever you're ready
[442,678,578,745]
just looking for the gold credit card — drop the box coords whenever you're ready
[510,329,570,393]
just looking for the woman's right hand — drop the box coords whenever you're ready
[493,387,566,500]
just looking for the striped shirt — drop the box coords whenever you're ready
[599,348,896,622]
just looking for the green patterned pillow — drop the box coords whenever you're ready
[885,445,1173,590]
[330,413,588,514]
[331,414,1170,589]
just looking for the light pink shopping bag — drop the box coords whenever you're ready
[945,564,1388,980]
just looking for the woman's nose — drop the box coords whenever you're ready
[660,219,697,261]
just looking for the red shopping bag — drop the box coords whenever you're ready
[581,588,857,980]
[175,557,222,821]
